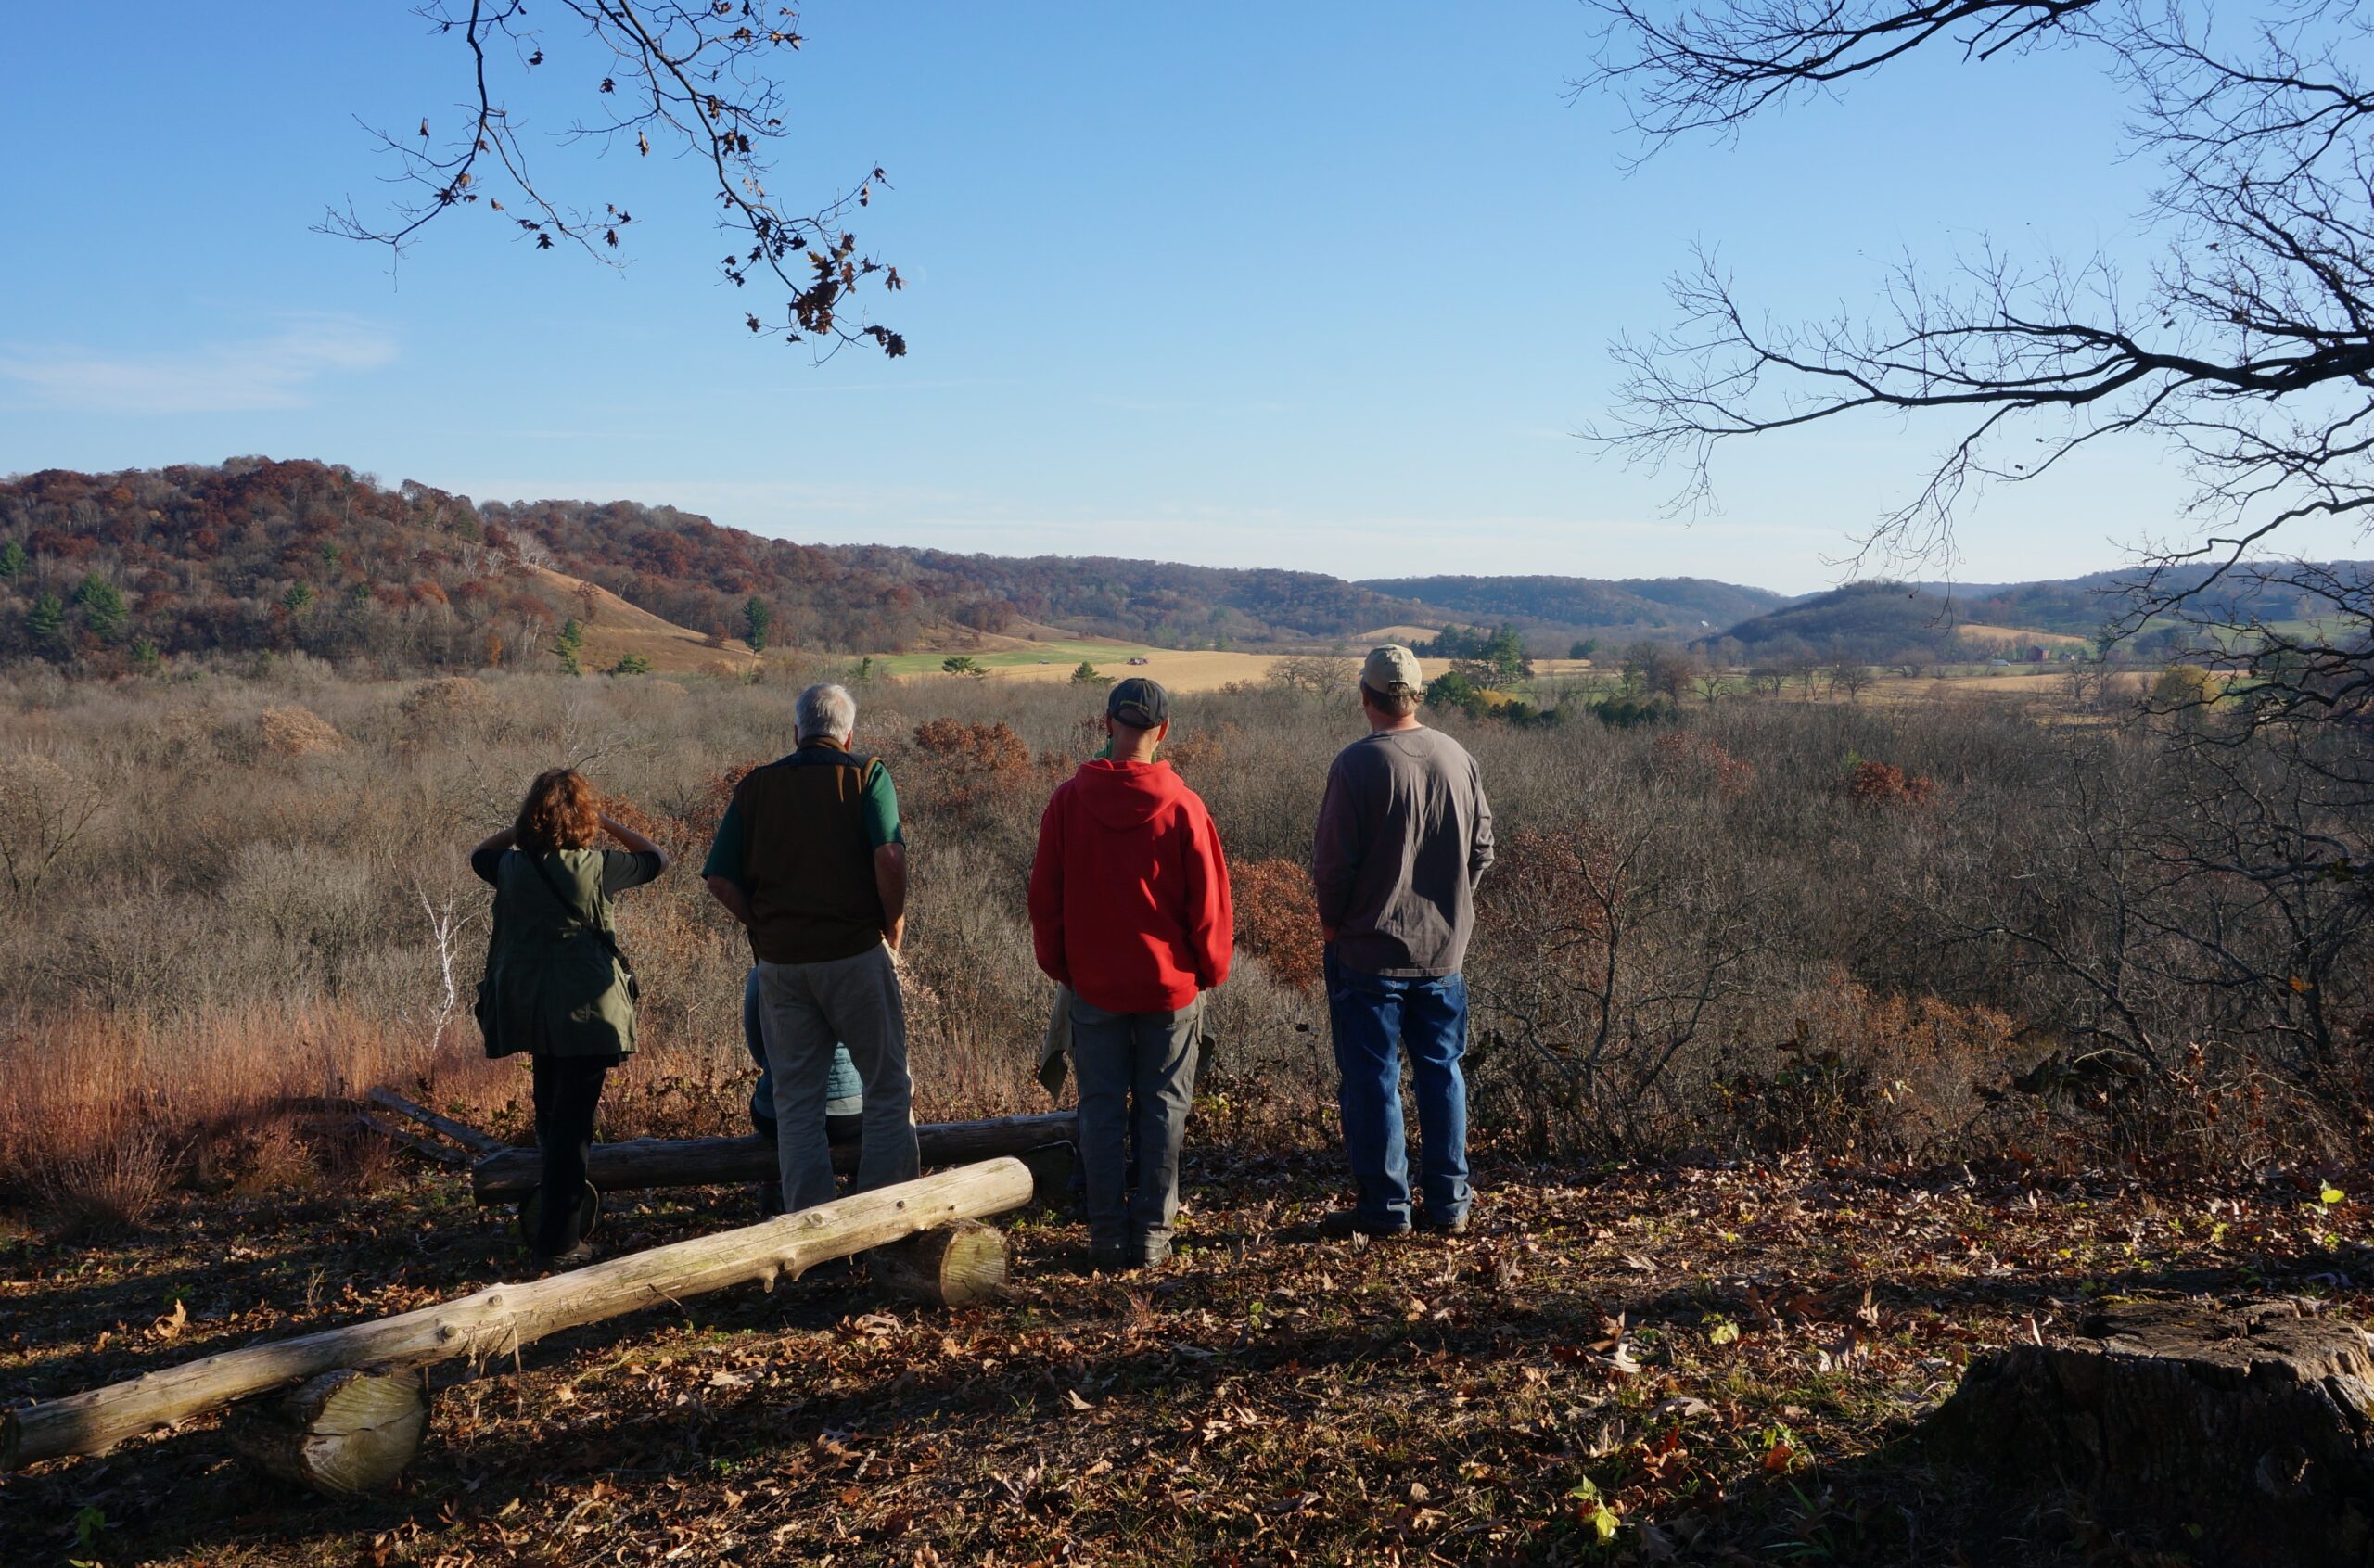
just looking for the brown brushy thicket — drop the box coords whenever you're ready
[0,663,2365,1209]
[257,704,342,759]
[1232,860,1324,991]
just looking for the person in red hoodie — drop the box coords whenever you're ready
[1028,677,1232,1270]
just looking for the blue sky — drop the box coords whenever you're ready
[1,2,2332,592]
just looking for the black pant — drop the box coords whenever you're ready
[530,1053,614,1253]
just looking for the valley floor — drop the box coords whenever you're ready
[6,1147,2369,1565]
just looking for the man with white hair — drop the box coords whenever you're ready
[703,682,920,1214]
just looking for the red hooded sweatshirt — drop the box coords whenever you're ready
[1028,759,1233,1014]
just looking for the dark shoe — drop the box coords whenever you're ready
[1419,1211,1471,1236]
[1321,1210,1410,1240]
[533,1240,599,1272]
[1089,1243,1132,1273]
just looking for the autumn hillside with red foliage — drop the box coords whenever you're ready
[0,458,1432,672]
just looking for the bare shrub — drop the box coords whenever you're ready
[206,1118,319,1196]
[44,1127,172,1238]
[0,750,108,902]
[1473,815,1778,1156]
[1729,977,2023,1163]
[397,676,489,745]
[1651,731,1755,797]
[259,704,344,758]
[321,1121,401,1194]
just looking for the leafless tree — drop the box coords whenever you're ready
[1580,0,2374,601]
[1266,654,1359,696]
[2063,660,2114,708]
[0,752,108,904]
[325,1,904,357]
[1476,813,1776,1154]
[1831,658,1875,702]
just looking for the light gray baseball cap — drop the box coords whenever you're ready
[1361,644,1423,693]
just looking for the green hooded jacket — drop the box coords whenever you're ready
[473,846,664,1059]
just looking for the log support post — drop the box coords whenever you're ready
[872,1221,1009,1307]
[225,1366,429,1498]
[1018,1142,1075,1211]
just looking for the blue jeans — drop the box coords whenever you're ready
[1324,949,1471,1228]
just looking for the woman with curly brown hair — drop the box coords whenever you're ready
[470,769,670,1269]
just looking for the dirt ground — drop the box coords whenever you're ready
[6,1141,2368,1566]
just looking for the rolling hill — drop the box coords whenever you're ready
[8,457,2362,676]
[0,459,1787,670]
[1363,574,1790,638]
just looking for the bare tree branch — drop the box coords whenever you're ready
[1582,0,2374,586]
[321,1,904,357]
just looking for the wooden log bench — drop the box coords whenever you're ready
[3,1158,1036,1492]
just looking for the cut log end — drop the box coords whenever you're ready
[226,1367,428,1498]
[871,1220,1009,1307]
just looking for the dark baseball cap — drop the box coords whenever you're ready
[1107,676,1169,728]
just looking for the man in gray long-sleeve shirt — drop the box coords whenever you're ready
[1312,644,1494,1238]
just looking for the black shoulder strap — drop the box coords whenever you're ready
[523,851,637,981]
[781,746,875,771]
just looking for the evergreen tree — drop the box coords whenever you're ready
[554,617,584,676]
[743,594,772,653]
[73,574,128,643]
[26,592,65,649]
[0,538,26,579]
[282,581,313,615]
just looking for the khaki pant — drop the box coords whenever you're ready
[756,944,920,1213]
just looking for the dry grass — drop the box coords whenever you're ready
[0,1003,433,1191]
[0,661,2361,1209]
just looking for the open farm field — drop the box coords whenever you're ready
[1865,669,2151,705]
[876,645,1456,692]
[862,639,1147,677]
[1954,623,2093,650]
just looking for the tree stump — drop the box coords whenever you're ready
[225,1367,428,1498]
[1921,1298,2374,1564]
[871,1220,1009,1307]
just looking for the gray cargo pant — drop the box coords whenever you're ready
[756,944,921,1213]
[1069,992,1204,1263]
